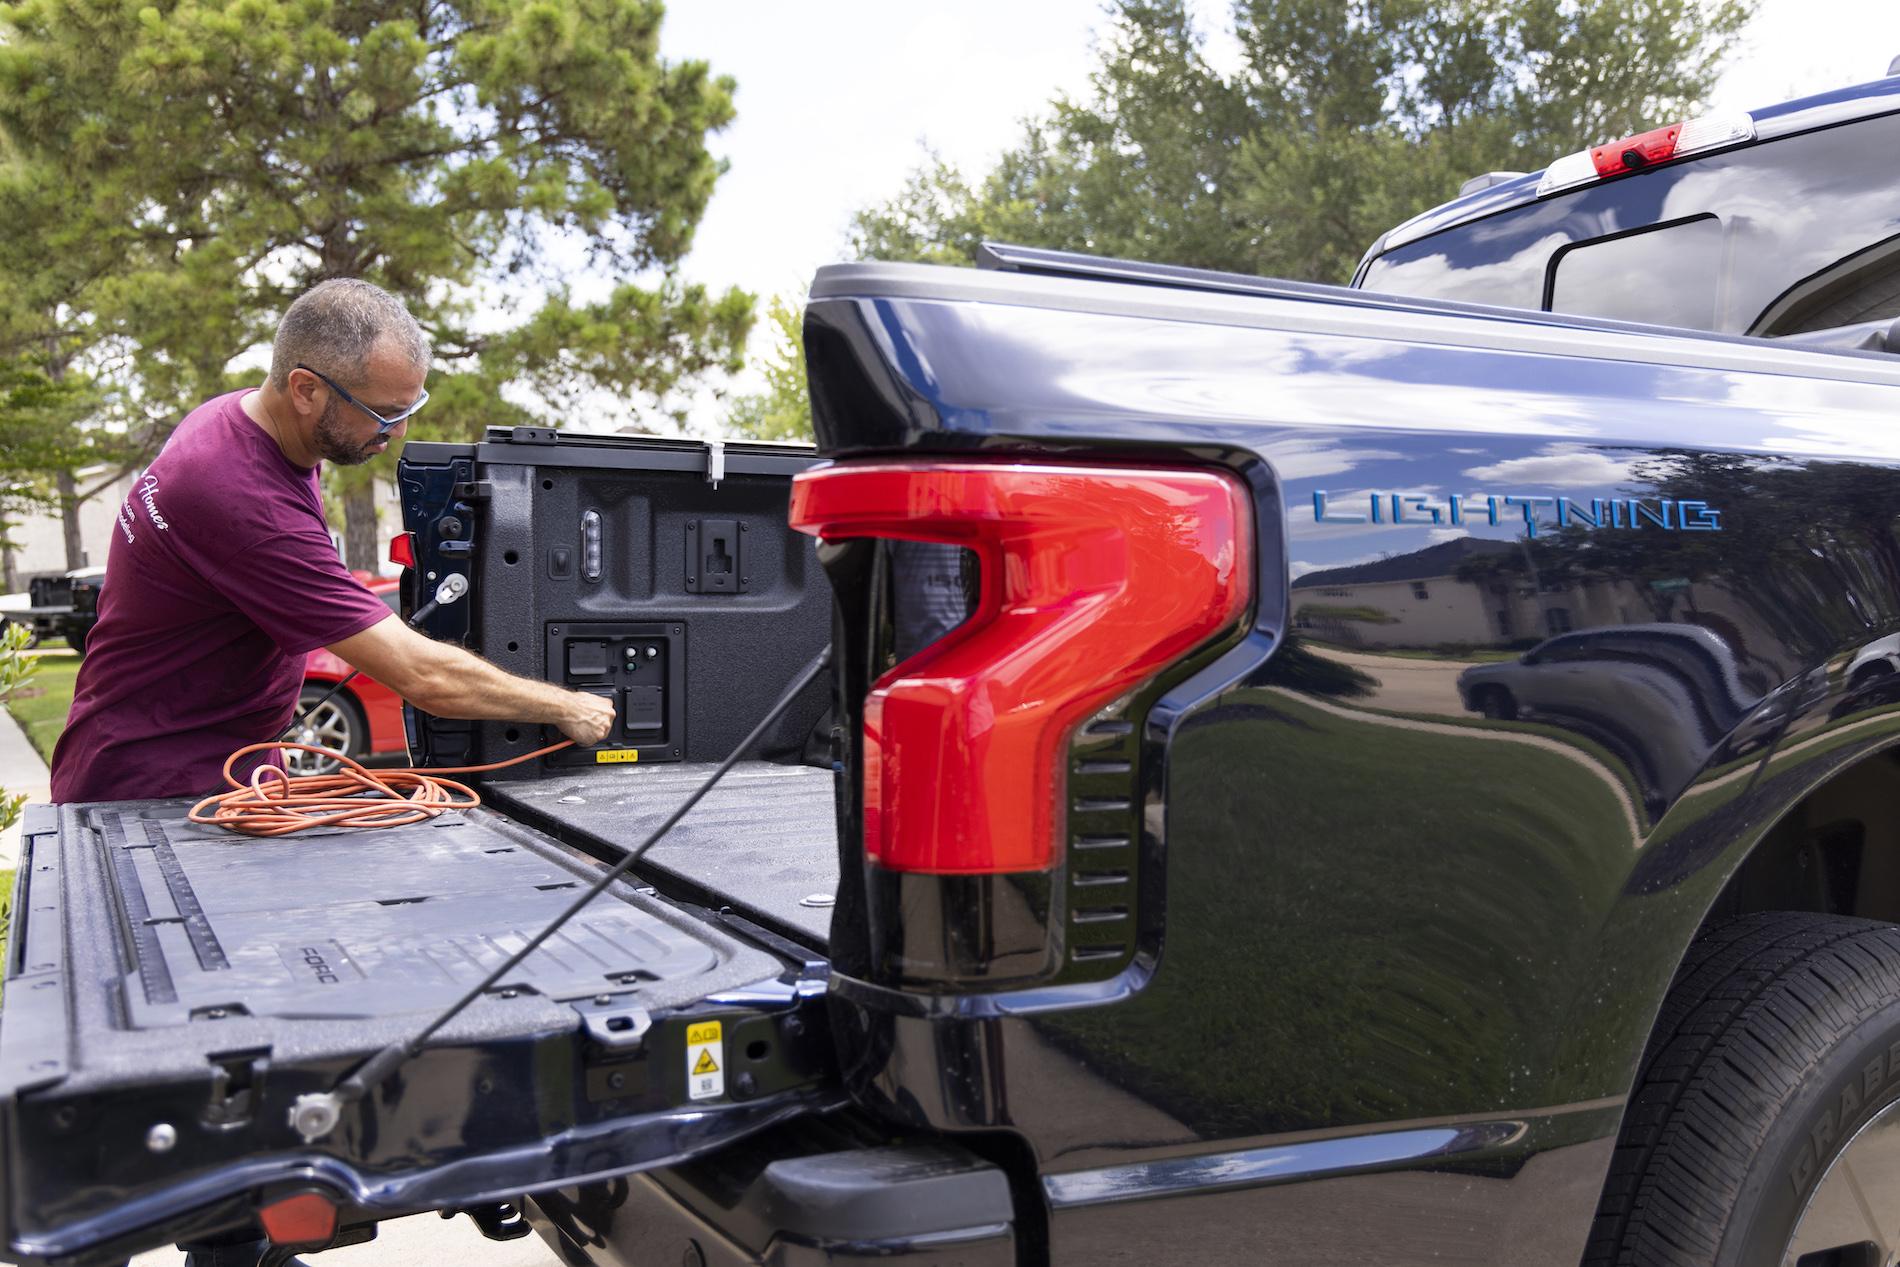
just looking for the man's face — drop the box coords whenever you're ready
[308,336,429,466]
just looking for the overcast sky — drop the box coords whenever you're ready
[641,0,1900,432]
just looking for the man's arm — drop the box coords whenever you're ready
[327,614,615,747]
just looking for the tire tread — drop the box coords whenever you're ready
[1584,911,1900,1266]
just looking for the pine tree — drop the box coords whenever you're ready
[727,295,811,442]
[853,0,1752,285]
[0,0,753,568]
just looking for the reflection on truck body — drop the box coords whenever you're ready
[1456,624,1762,809]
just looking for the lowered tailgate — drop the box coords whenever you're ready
[0,798,835,1266]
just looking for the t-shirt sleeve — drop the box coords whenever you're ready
[205,528,396,655]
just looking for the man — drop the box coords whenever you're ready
[51,280,614,802]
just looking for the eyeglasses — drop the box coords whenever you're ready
[296,363,430,435]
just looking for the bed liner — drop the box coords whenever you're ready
[484,761,840,946]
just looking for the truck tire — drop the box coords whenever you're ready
[1474,685,1516,720]
[1586,911,1900,1266]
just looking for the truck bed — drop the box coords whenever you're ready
[14,798,785,1064]
[484,761,840,946]
[1,797,838,1265]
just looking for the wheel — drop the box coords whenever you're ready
[1849,660,1896,693]
[285,686,367,776]
[1832,662,1899,719]
[1586,912,1900,1266]
[1475,685,1516,720]
[64,622,87,656]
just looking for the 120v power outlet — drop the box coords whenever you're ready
[623,685,664,737]
[544,622,687,766]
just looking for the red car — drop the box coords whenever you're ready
[290,577,407,774]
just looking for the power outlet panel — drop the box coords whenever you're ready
[543,622,687,766]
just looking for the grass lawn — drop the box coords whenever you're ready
[5,651,80,765]
[1308,639,1520,663]
[1353,644,1521,663]
[0,868,12,1004]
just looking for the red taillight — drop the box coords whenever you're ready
[1589,123,1680,176]
[387,533,416,569]
[790,461,1251,875]
[259,1191,337,1245]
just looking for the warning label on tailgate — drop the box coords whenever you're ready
[686,1020,723,1101]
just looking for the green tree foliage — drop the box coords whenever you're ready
[0,153,135,568]
[726,295,811,442]
[0,364,89,508]
[853,0,1753,284]
[0,621,37,833]
[0,358,102,565]
[0,0,753,568]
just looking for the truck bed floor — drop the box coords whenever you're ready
[483,762,839,946]
[72,800,779,1033]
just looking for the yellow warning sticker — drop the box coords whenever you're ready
[686,1020,724,1101]
[595,749,639,764]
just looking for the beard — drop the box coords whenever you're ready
[311,396,387,466]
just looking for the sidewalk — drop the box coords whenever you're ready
[129,1212,556,1267]
[0,705,48,870]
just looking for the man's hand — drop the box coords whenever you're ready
[559,691,616,747]
[329,615,619,745]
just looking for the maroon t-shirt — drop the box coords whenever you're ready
[50,391,393,802]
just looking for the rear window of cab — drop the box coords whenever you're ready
[1360,110,1900,337]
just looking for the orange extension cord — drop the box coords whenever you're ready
[187,739,575,837]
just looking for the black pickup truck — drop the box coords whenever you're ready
[17,71,1900,1267]
[3,569,104,653]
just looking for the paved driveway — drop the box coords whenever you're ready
[0,707,48,869]
[1309,646,1479,717]
[130,1212,558,1267]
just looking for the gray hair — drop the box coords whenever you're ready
[269,279,430,389]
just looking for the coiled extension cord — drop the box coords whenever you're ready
[188,738,574,837]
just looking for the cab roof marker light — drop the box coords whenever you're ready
[1536,110,1755,197]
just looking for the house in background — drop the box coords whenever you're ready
[1291,537,1646,650]
[1290,536,1793,694]
[2,466,138,590]
[2,468,404,594]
